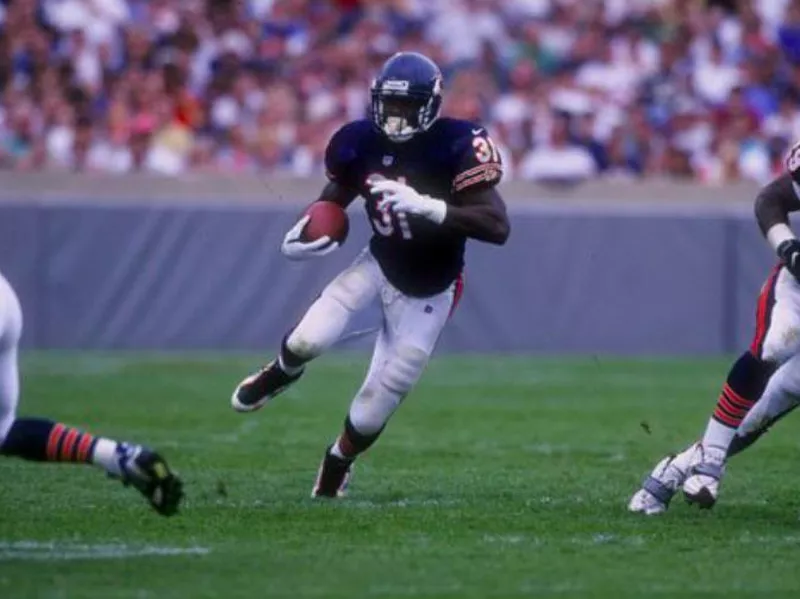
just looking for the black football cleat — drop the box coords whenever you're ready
[231,360,303,413]
[117,443,184,517]
[311,446,353,498]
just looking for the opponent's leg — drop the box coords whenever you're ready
[1,417,183,516]
[728,352,800,456]
[629,351,774,514]
[681,351,775,508]
[684,267,797,508]
[628,442,700,515]
[0,281,182,516]
[311,280,456,497]
[232,252,381,412]
[630,268,785,515]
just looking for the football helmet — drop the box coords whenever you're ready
[370,52,443,142]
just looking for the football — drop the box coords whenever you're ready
[302,201,349,243]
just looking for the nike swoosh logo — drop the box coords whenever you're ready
[472,128,483,135]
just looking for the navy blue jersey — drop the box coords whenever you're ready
[325,117,503,297]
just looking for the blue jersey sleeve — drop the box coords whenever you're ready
[324,121,368,190]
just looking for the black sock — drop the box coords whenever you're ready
[333,416,383,459]
[1,417,98,463]
[278,333,308,373]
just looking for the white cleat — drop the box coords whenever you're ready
[628,443,699,515]
[683,445,726,509]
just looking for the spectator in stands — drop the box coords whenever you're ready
[0,0,799,186]
[518,113,597,183]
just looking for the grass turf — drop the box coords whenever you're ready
[2,353,800,598]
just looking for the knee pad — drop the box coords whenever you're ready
[380,345,429,396]
[349,381,397,436]
[348,346,430,435]
[286,294,352,359]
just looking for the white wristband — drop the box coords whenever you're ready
[424,197,447,225]
[767,223,796,252]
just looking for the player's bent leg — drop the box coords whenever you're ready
[232,252,381,412]
[310,327,391,497]
[312,281,452,498]
[312,345,430,498]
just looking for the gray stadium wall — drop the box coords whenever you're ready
[0,174,777,355]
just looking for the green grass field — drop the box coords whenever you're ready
[2,353,800,598]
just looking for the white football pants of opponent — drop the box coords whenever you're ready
[0,272,23,443]
[735,268,800,439]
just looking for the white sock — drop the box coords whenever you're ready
[91,438,122,476]
[701,419,736,453]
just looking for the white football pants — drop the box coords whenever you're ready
[286,248,458,435]
[0,272,22,445]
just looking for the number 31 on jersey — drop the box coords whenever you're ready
[368,173,413,240]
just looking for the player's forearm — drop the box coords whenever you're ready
[442,205,510,245]
[317,181,358,208]
[754,176,798,249]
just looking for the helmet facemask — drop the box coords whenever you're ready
[371,78,442,143]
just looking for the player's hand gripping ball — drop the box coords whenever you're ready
[281,202,348,260]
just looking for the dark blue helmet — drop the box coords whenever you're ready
[370,52,443,142]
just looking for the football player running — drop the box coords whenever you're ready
[231,52,509,498]
[0,271,183,516]
[629,144,800,515]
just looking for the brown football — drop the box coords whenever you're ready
[301,201,349,243]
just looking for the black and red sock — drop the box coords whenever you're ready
[0,417,97,463]
[710,351,774,430]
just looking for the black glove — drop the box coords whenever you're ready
[777,239,800,279]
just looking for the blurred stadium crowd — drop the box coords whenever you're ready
[1,0,799,184]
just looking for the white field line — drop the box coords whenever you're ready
[482,532,800,548]
[0,541,210,561]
